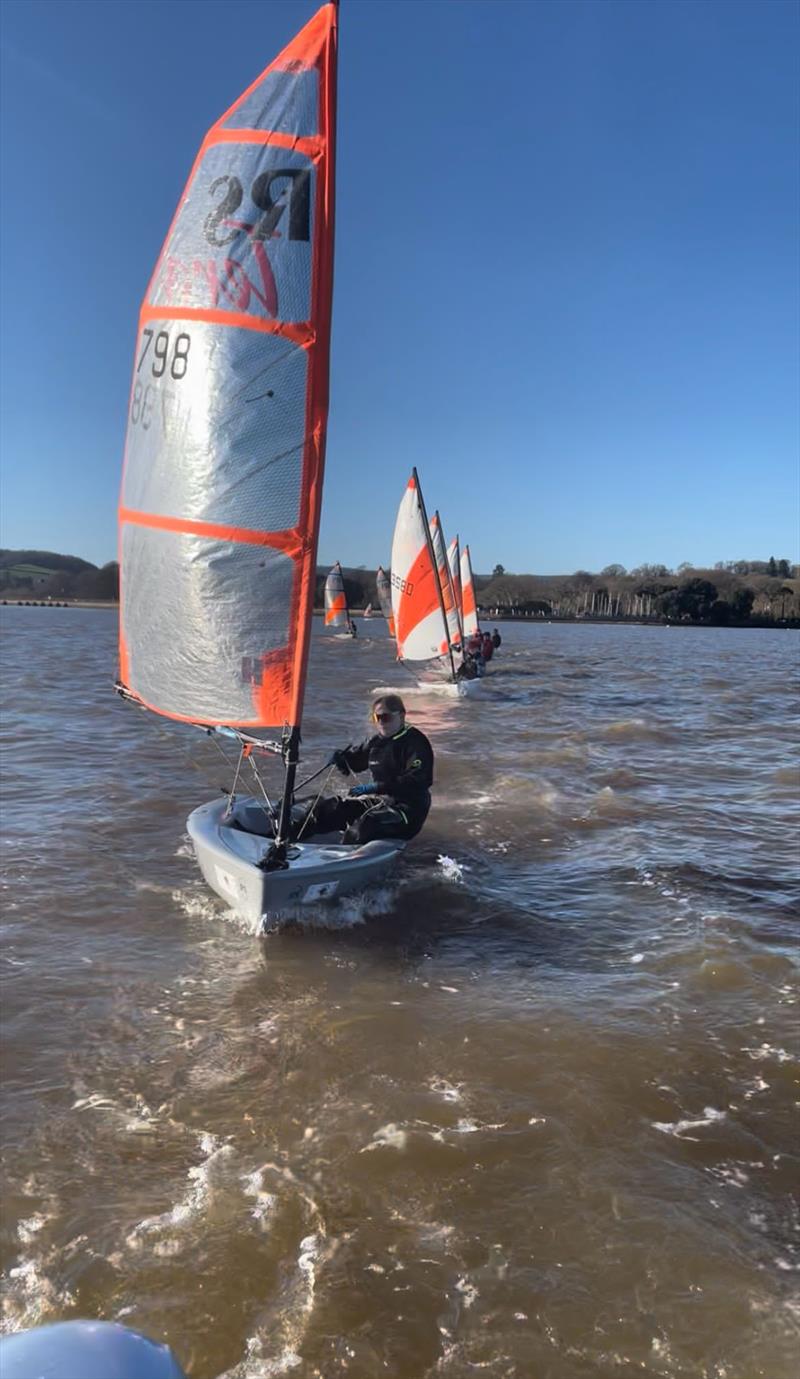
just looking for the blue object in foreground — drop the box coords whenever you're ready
[0,1320,187,1379]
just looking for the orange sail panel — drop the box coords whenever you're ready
[118,3,338,727]
[324,562,350,627]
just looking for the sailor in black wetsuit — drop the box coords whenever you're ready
[306,694,434,845]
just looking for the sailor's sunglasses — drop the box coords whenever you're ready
[374,711,396,723]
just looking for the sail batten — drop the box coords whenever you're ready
[119,3,338,730]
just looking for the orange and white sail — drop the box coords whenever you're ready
[460,544,480,638]
[375,565,396,638]
[118,3,338,728]
[390,472,453,669]
[447,535,462,625]
[324,562,350,628]
[430,513,462,650]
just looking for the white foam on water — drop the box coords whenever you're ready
[743,1076,770,1098]
[742,1043,793,1064]
[240,1168,277,1228]
[1,1257,75,1335]
[360,1122,408,1153]
[651,1106,727,1139]
[428,1078,464,1103]
[16,1214,47,1245]
[125,1131,234,1254]
[170,886,246,929]
[436,855,470,883]
[455,1276,478,1308]
[217,1231,324,1379]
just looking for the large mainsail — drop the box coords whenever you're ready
[430,512,462,651]
[119,2,338,729]
[390,471,454,675]
[375,565,396,638]
[460,544,479,638]
[324,562,350,628]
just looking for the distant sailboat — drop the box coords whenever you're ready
[390,471,479,695]
[117,3,405,921]
[324,561,356,636]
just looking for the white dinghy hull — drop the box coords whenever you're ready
[187,798,405,924]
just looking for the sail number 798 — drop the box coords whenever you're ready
[137,329,191,380]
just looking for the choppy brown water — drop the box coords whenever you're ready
[1,606,798,1378]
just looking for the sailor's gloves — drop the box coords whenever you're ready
[328,749,351,776]
[348,783,374,797]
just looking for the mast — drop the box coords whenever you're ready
[272,1,339,857]
[412,468,457,682]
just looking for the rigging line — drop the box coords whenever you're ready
[295,765,337,842]
[224,750,246,810]
[247,753,275,814]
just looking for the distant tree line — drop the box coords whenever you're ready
[3,550,797,625]
[0,550,119,601]
[478,558,799,625]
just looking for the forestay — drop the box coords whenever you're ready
[119,3,338,729]
[460,543,480,638]
[324,562,349,627]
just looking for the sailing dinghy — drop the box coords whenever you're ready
[324,561,356,636]
[117,2,404,923]
[390,471,480,696]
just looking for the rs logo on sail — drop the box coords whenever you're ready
[160,169,311,320]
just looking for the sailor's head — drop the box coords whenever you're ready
[372,693,405,737]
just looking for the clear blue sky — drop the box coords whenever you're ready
[1,0,798,575]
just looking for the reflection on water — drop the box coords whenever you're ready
[1,607,798,1377]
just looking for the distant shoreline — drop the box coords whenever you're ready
[2,600,796,630]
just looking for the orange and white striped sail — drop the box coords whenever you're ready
[119,3,337,727]
[375,566,396,638]
[390,474,451,665]
[324,562,350,628]
[447,535,462,625]
[430,512,462,650]
[460,544,480,638]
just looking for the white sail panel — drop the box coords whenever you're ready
[375,566,396,638]
[430,513,462,650]
[460,544,479,637]
[390,476,450,664]
[119,2,338,728]
[447,535,462,626]
[324,563,349,627]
